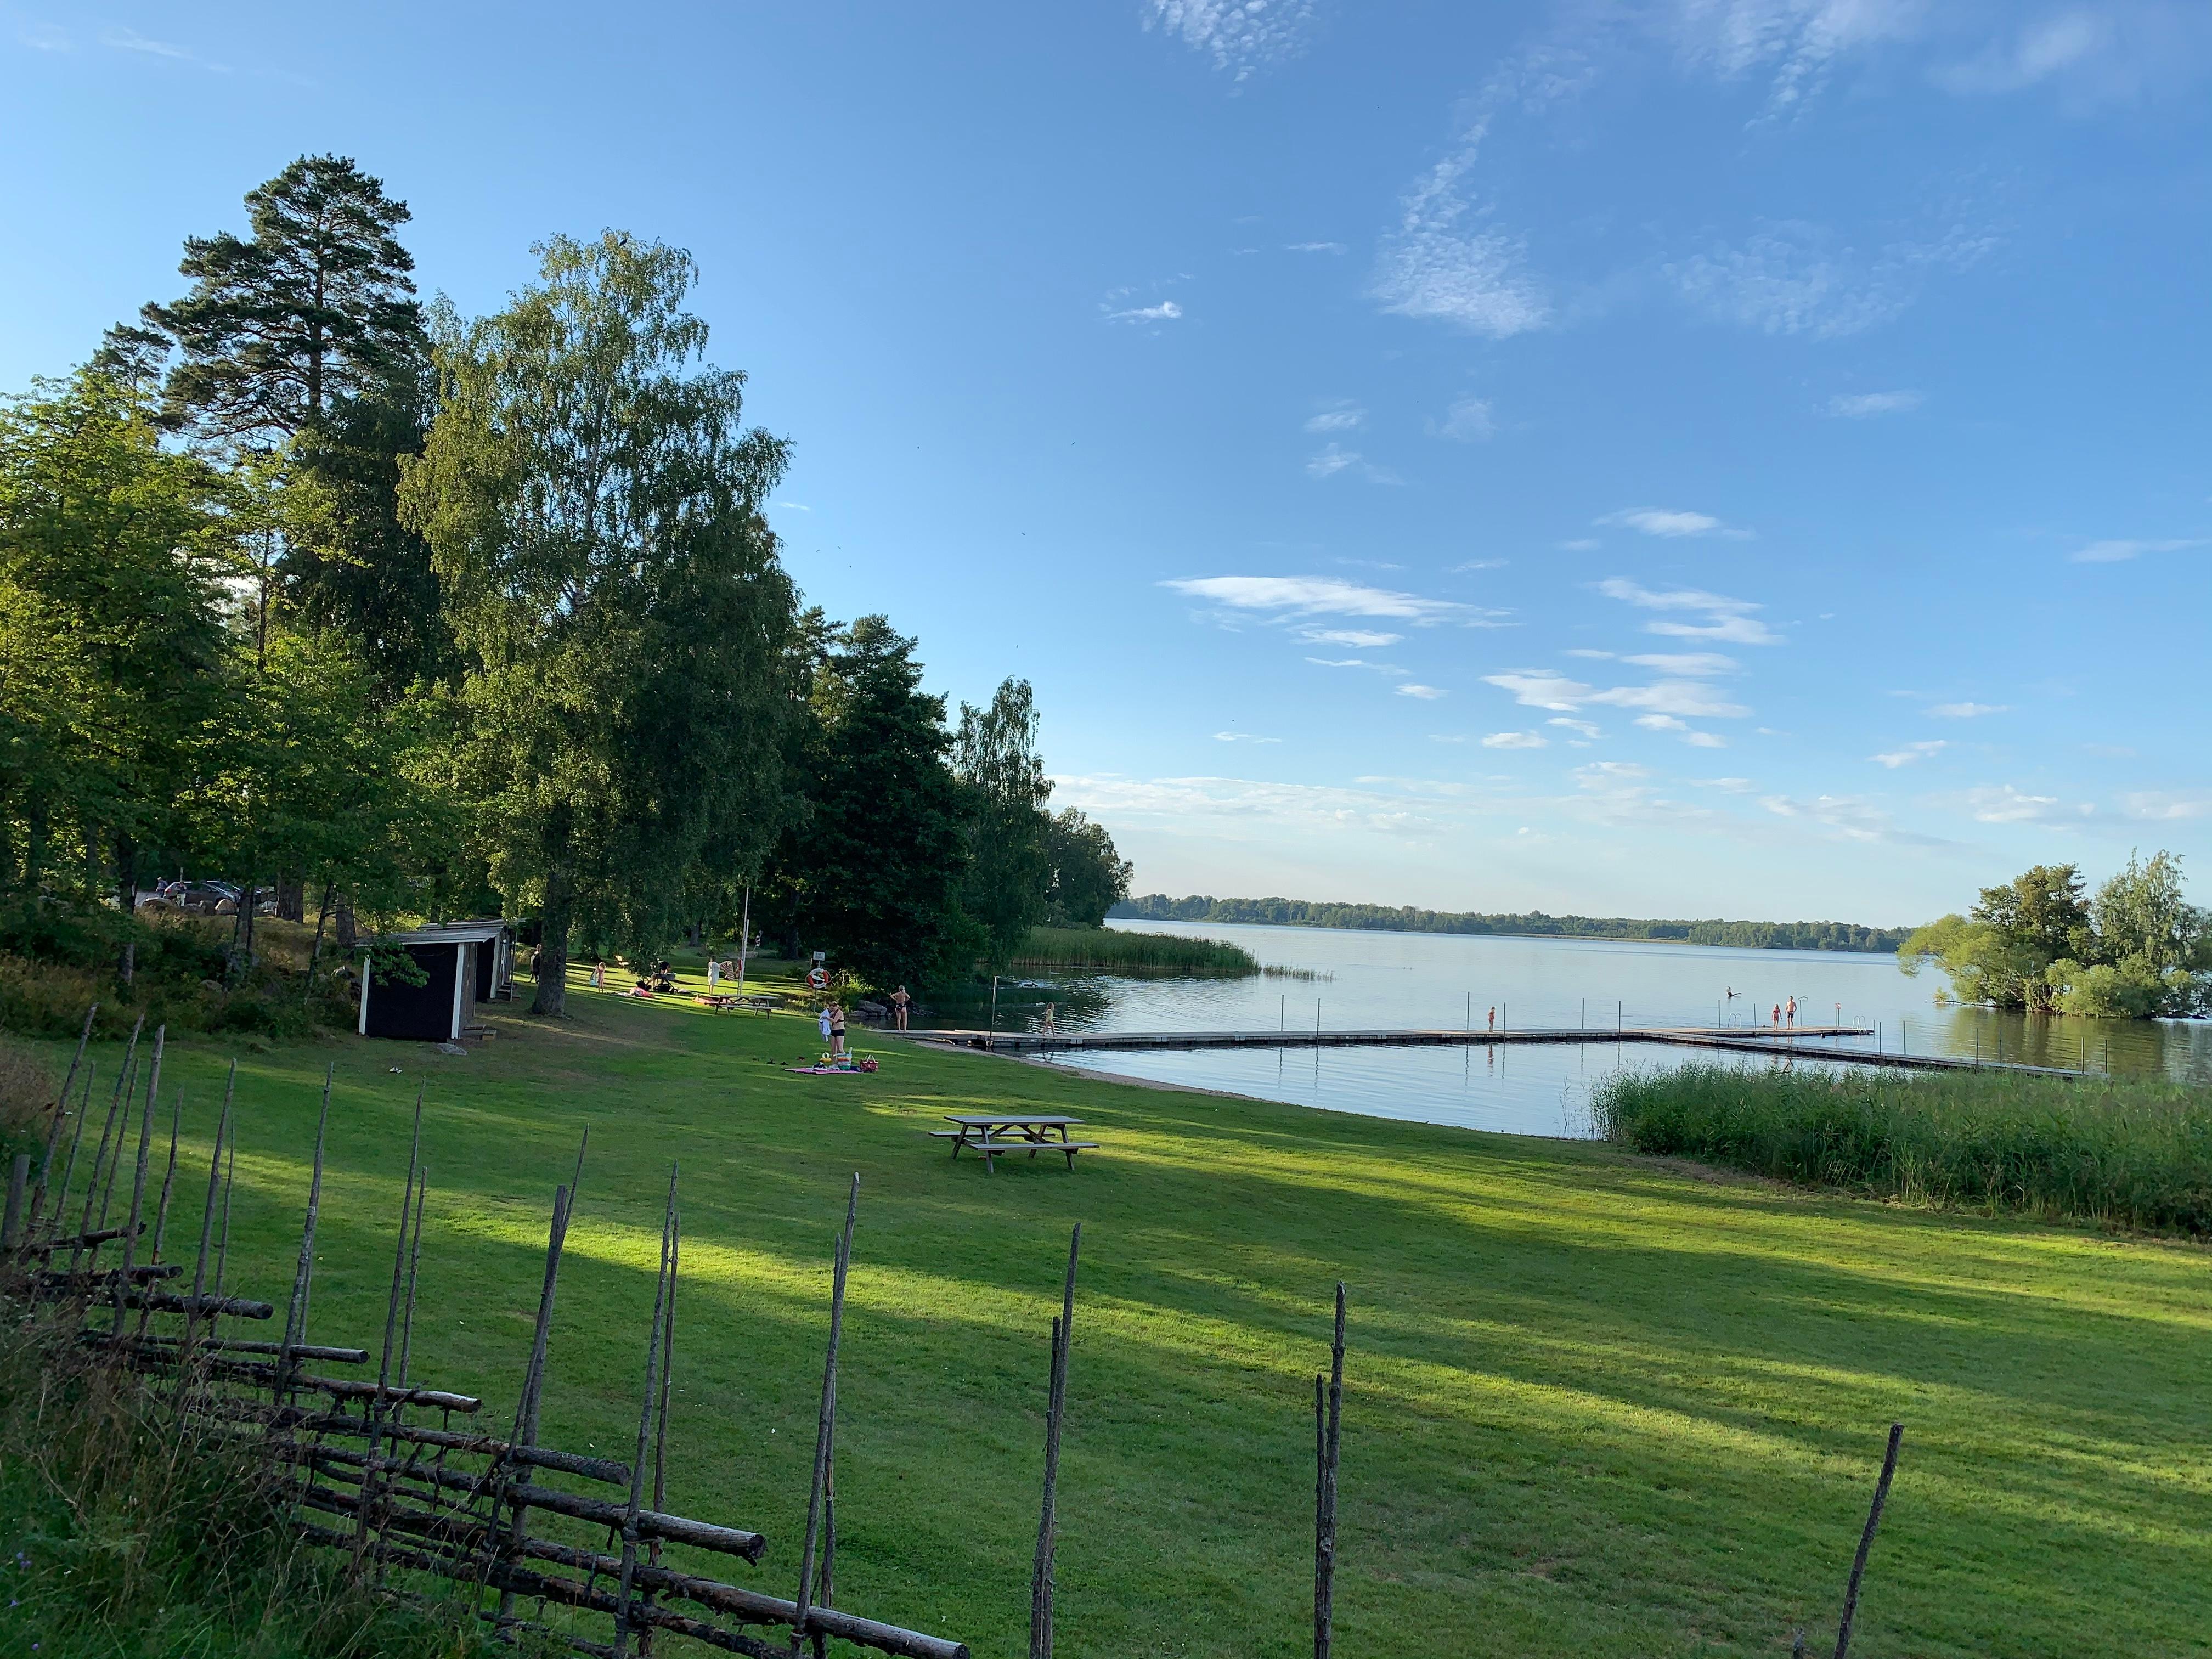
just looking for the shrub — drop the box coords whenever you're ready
[1593,1063,2212,1234]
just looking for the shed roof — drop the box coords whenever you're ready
[368,920,509,947]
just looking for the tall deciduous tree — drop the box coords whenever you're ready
[0,370,230,980]
[142,155,425,442]
[400,232,797,1016]
[955,676,1052,966]
[1044,808,1132,927]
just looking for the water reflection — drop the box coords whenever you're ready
[918,923,2208,1135]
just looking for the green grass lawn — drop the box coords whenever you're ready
[24,966,2211,1659]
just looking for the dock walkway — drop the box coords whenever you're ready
[898,1025,2094,1078]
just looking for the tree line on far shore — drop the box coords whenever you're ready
[1111,895,1912,953]
[0,154,1130,1024]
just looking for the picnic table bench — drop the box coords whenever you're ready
[930,1115,1097,1173]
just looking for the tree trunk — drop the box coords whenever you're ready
[533,870,573,1018]
[277,873,306,923]
[334,896,357,952]
[114,831,137,987]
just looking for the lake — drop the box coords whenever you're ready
[956,920,2212,1139]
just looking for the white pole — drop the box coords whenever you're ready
[735,885,751,995]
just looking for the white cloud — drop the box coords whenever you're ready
[1483,670,1595,711]
[1669,221,1994,339]
[1286,241,1347,253]
[21,21,70,49]
[1622,652,1738,676]
[774,500,812,511]
[1592,680,1750,719]
[1683,730,1729,748]
[1483,730,1545,748]
[1599,506,1750,539]
[1305,443,1400,483]
[1871,740,1947,768]
[1548,717,1601,738]
[1952,784,2080,825]
[1371,139,1550,338]
[1437,397,1497,442]
[1926,701,2006,719]
[1757,791,1914,844]
[1635,714,1689,731]
[1576,761,1652,785]
[1305,657,1380,669]
[1300,628,1402,648]
[1692,777,1755,793]
[1305,402,1366,433]
[1667,0,1931,114]
[1105,300,1183,324]
[1564,648,1615,659]
[1165,575,1466,624]
[2069,537,2204,563]
[101,25,195,59]
[1598,578,1784,646]
[1143,0,1318,79]
[1826,390,1923,417]
[1396,684,1447,699]
[1937,7,2212,105]
[1212,731,1282,743]
[2124,791,2212,821]
[1453,558,1508,573]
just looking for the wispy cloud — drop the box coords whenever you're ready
[1371,136,1549,338]
[1484,671,1594,712]
[1482,730,1546,748]
[1436,397,1496,442]
[1948,783,2086,825]
[1666,0,1933,114]
[1453,557,1507,572]
[774,500,812,512]
[1622,652,1737,676]
[20,21,69,49]
[1213,731,1282,744]
[1396,684,1447,699]
[1597,578,1783,646]
[1142,0,1319,80]
[1926,701,2006,718]
[1165,575,1465,623]
[1104,299,1183,324]
[1300,628,1402,648]
[1305,443,1400,484]
[2069,536,2204,563]
[1827,389,1924,417]
[1598,506,1751,539]
[1758,792,1934,845]
[2123,791,2212,821]
[101,24,196,59]
[1669,221,1994,338]
[1482,668,1747,720]
[1548,717,1601,738]
[1304,402,1365,433]
[1872,740,1948,768]
[1286,241,1347,253]
[1936,7,2212,106]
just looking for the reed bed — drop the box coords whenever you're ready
[1010,927,1261,974]
[1592,1063,2212,1235]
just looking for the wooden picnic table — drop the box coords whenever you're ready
[929,1114,1097,1173]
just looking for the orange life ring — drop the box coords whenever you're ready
[806,967,829,990]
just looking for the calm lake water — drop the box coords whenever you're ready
[956,920,2212,1139]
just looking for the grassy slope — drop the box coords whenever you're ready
[27,967,2210,1659]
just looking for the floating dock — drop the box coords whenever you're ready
[900,1025,2098,1077]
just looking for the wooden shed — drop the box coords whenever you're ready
[357,921,514,1043]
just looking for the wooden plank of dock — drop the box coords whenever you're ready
[893,1025,2095,1079]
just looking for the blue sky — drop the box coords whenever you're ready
[5,2,2208,925]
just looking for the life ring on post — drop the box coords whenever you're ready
[806,967,830,990]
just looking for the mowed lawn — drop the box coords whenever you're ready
[35,970,2211,1659]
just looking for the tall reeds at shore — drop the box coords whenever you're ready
[1592,1064,2212,1235]
[1010,927,1262,974]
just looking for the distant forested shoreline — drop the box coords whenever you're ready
[1108,894,1911,953]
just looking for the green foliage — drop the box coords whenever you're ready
[1043,808,1131,928]
[1010,925,1257,973]
[763,616,970,988]
[1114,894,1909,950]
[401,232,798,1008]
[0,1314,492,1658]
[140,154,426,441]
[1593,1063,2212,1234]
[953,677,1052,966]
[1901,853,2209,1018]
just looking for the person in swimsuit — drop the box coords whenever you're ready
[829,1002,848,1058]
[889,986,912,1031]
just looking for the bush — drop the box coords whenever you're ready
[1592,1063,2212,1234]
[0,1310,494,1658]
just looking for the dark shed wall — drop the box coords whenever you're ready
[365,944,459,1041]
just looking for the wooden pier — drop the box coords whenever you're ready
[900,1025,2097,1078]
